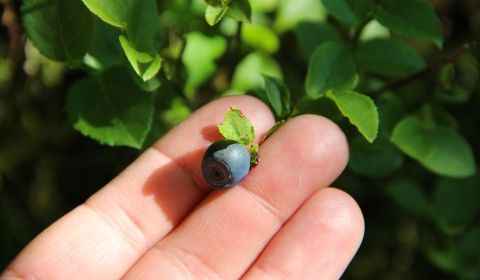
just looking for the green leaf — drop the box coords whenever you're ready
[242,23,280,54]
[355,38,427,77]
[391,116,476,177]
[376,92,406,136]
[375,0,443,48]
[306,42,357,98]
[274,0,326,32]
[386,178,430,216]
[232,52,282,91]
[125,0,160,48]
[205,4,230,26]
[82,0,129,28]
[321,0,374,26]
[227,0,252,23]
[218,107,255,145]
[294,96,342,120]
[66,67,154,149]
[119,35,162,81]
[295,22,342,60]
[349,137,404,177]
[263,75,292,119]
[182,32,227,93]
[434,176,480,227]
[459,225,480,262]
[327,90,379,142]
[86,19,123,69]
[22,0,94,61]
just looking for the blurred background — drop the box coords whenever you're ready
[1,0,480,278]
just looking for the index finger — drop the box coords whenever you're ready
[3,96,275,280]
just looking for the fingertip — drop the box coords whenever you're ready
[311,187,365,250]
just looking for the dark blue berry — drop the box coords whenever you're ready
[201,140,251,189]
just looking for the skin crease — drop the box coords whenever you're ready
[2,96,364,280]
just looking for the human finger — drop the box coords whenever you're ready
[122,115,349,279]
[243,187,364,280]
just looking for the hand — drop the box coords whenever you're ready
[2,96,364,279]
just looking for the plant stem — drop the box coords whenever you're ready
[351,15,373,48]
[371,41,478,94]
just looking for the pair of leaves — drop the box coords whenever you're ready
[305,42,378,142]
[22,0,163,81]
[391,116,476,177]
[83,0,163,81]
[205,0,252,26]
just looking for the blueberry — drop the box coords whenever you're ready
[201,140,251,189]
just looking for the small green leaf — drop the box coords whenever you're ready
[119,35,162,81]
[218,107,255,146]
[391,116,476,177]
[232,52,282,91]
[205,5,230,26]
[434,176,480,227]
[66,66,154,149]
[375,0,443,48]
[295,22,342,60]
[227,0,252,23]
[386,178,431,216]
[327,90,379,142]
[22,0,94,61]
[82,0,128,28]
[182,32,227,93]
[262,75,292,119]
[306,42,356,98]
[349,137,404,177]
[242,23,280,54]
[355,38,427,77]
[321,0,374,26]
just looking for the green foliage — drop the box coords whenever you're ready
[375,0,443,47]
[327,90,378,142]
[21,0,94,61]
[182,32,227,93]
[82,0,129,28]
[306,42,356,98]
[66,67,154,149]
[386,179,430,217]
[262,75,292,119]
[391,116,476,177]
[321,0,373,26]
[7,0,480,277]
[355,38,427,77]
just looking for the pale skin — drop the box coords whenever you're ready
[2,96,364,280]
